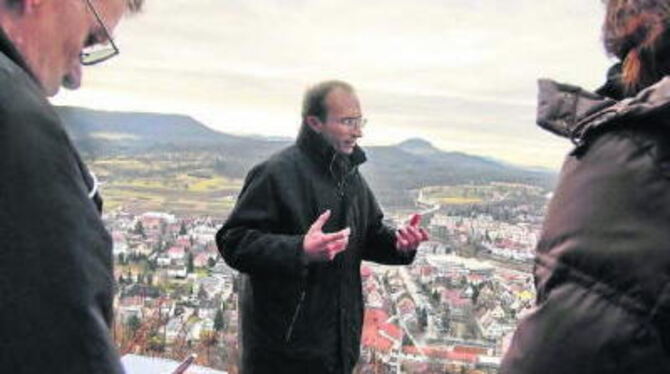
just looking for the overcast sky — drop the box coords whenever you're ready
[53,0,612,169]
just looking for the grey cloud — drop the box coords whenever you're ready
[59,0,611,168]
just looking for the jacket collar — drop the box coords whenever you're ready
[0,26,40,84]
[536,74,670,145]
[296,124,367,170]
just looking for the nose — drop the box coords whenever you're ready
[352,125,363,138]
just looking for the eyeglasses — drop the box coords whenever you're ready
[79,0,120,66]
[337,117,368,130]
[88,170,99,199]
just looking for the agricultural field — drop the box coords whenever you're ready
[420,182,545,206]
[89,154,242,217]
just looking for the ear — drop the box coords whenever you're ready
[306,115,324,133]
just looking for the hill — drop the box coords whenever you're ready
[56,106,556,209]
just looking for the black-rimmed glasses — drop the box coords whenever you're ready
[80,0,120,66]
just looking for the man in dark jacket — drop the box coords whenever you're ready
[217,80,429,374]
[0,0,142,372]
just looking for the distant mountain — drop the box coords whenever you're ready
[56,106,556,206]
[59,106,228,142]
[361,140,555,205]
[397,137,516,173]
[57,106,289,171]
[57,106,274,148]
[397,138,441,156]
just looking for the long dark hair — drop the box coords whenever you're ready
[603,0,670,94]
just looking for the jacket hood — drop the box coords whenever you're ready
[537,76,670,145]
[296,124,367,168]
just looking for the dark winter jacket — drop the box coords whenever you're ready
[0,29,123,373]
[501,71,670,373]
[216,126,415,374]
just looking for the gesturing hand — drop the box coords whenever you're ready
[396,213,429,252]
[303,210,350,263]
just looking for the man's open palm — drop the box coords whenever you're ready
[303,210,350,262]
[396,213,429,252]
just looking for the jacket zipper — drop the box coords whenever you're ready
[329,153,357,198]
[285,290,306,343]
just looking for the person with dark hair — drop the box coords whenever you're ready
[501,1,670,373]
[217,80,429,373]
[0,0,143,372]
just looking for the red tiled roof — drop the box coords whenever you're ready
[402,346,478,363]
[167,246,185,255]
[453,345,488,355]
[445,350,478,363]
[176,237,191,246]
[361,308,401,352]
